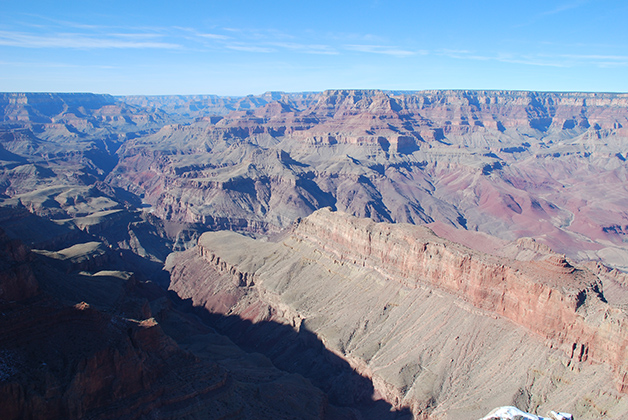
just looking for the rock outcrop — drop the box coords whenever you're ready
[292,209,627,387]
[2,90,628,419]
[3,90,628,271]
[120,91,319,121]
[169,208,628,419]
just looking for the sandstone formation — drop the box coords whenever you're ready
[169,208,628,419]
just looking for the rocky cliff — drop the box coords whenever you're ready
[3,90,628,272]
[0,92,175,201]
[109,89,628,272]
[292,209,627,388]
[169,208,628,419]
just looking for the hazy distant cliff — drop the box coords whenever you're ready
[106,89,628,272]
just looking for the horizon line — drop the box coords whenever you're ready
[2,88,628,97]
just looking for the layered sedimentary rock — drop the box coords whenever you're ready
[108,89,628,272]
[293,209,627,385]
[2,90,628,418]
[120,91,319,121]
[3,90,628,270]
[169,208,628,419]
[0,93,174,206]
[0,92,169,128]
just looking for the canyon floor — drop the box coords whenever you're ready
[1,90,627,419]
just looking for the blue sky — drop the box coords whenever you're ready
[1,0,627,95]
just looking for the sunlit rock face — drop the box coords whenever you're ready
[168,208,628,420]
[3,90,628,271]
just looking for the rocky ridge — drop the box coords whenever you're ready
[292,209,627,388]
[169,208,628,419]
[0,93,174,199]
[120,91,319,121]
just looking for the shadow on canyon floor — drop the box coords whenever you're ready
[168,290,413,420]
[0,203,412,418]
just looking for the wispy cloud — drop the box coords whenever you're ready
[496,54,566,67]
[558,53,628,68]
[269,42,338,55]
[440,49,492,61]
[2,15,418,58]
[513,0,591,28]
[439,48,628,68]
[15,14,108,31]
[0,30,181,49]
[540,0,590,16]
[196,31,338,55]
[107,33,164,39]
[173,27,231,41]
[225,44,276,53]
[168,26,337,55]
[560,53,628,61]
[0,60,117,69]
[221,27,295,41]
[4,17,625,72]
[197,33,230,40]
[344,44,423,57]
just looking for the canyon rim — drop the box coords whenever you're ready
[0,89,628,419]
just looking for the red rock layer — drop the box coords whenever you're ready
[291,209,628,391]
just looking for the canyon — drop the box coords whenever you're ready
[109,89,628,272]
[169,208,628,419]
[1,90,628,419]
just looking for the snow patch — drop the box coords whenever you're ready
[480,406,573,420]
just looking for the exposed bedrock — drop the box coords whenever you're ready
[169,208,628,419]
[292,210,628,383]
